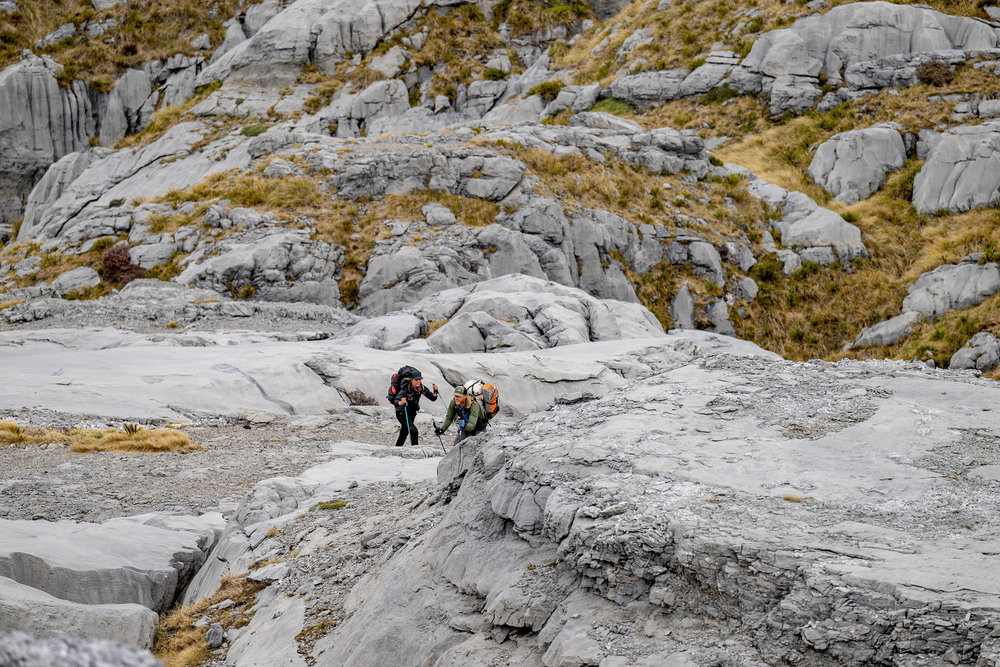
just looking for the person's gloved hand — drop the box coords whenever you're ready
[434,426,442,436]
[398,397,407,405]
[432,384,438,393]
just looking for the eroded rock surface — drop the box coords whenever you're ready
[808,123,908,204]
[912,120,1000,214]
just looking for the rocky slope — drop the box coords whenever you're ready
[5,0,1000,664]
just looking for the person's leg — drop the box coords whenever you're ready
[395,410,408,447]
[408,407,419,447]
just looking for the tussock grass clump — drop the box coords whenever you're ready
[67,425,194,453]
[317,499,348,510]
[0,421,68,447]
[154,575,266,667]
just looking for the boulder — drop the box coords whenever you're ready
[851,311,925,348]
[606,69,688,108]
[413,275,665,353]
[196,0,426,85]
[481,95,545,126]
[902,260,1000,320]
[175,228,344,296]
[949,331,1000,371]
[669,284,695,329]
[568,111,643,133]
[332,312,424,349]
[736,2,1000,115]
[0,517,215,613]
[912,119,1000,214]
[807,124,907,204]
[48,267,100,296]
[0,632,160,667]
[0,577,158,649]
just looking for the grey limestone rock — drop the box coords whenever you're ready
[206,623,225,649]
[481,95,545,126]
[48,266,100,296]
[0,516,215,614]
[568,111,643,133]
[0,631,160,667]
[729,164,867,266]
[607,69,688,108]
[197,0,425,85]
[369,45,407,78]
[669,283,695,329]
[705,299,735,336]
[35,23,77,49]
[0,53,94,237]
[332,312,424,349]
[950,331,1000,371]
[912,119,1000,214]
[0,577,159,649]
[0,1,18,13]
[414,275,665,353]
[902,259,1000,320]
[851,311,925,348]
[176,226,344,299]
[736,1,1000,115]
[808,123,907,204]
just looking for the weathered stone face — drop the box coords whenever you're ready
[808,123,908,204]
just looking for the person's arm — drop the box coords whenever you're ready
[463,402,482,433]
[440,401,456,432]
[423,384,439,401]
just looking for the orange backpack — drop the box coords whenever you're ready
[464,380,500,421]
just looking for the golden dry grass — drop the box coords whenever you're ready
[68,426,194,453]
[0,421,68,446]
[154,575,266,667]
[0,420,195,453]
[0,298,27,311]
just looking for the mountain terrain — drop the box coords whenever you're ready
[2,0,1000,664]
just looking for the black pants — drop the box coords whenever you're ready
[395,405,418,447]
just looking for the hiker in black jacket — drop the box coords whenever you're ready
[392,370,438,447]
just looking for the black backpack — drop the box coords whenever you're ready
[387,365,419,405]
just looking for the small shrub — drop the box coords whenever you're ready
[700,86,739,104]
[526,80,565,102]
[344,389,377,406]
[840,211,858,222]
[484,67,508,81]
[101,244,140,284]
[240,123,267,137]
[750,257,782,283]
[708,154,723,167]
[123,423,141,435]
[916,61,954,87]
[590,97,632,115]
[317,499,348,510]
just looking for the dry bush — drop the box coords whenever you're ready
[154,575,266,667]
[916,60,955,87]
[100,244,142,284]
[344,389,377,406]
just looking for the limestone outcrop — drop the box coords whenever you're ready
[950,330,1000,371]
[728,164,867,268]
[0,632,161,667]
[912,119,1000,214]
[0,54,93,238]
[807,123,908,204]
[852,255,1000,347]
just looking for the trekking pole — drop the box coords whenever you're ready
[404,402,411,446]
[433,419,447,454]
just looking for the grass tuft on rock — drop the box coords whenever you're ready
[154,574,266,667]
